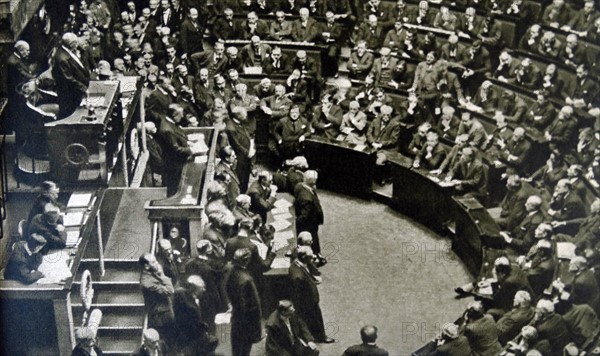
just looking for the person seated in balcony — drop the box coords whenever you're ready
[347,41,374,80]
[311,93,343,140]
[413,132,446,170]
[525,90,556,133]
[444,147,488,197]
[269,11,293,41]
[537,30,562,59]
[340,101,369,145]
[542,0,573,28]
[4,233,46,284]
[433,5,458,31]
[367,105,401,183]
[407,122,431,158]
[456,111,488,150]
[558,34,588,69]
[351,15,384,50]
[27,203,66,253]
[519,25,542,53]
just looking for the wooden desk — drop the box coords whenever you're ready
[0,190,101,355]
[304,136,376,198]
[388,158,502,275]
[145,127,219,257]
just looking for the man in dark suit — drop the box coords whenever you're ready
[173,275,219,355]
[554,256,600,312]
[265,300,318,356]
[291,8,320,42]
[226,248,263,356]
[240,11,270,40]
[294,171,326,265]
[52,32,91,119]
[549,178,587,235]
[225,107,255,193]
[413,132,446,170]
[273,105,311,160]
[213,8,241,42]
[179,8,204,56]
[495,291,536,344]
[247,170,277,224]
[240,36,272,68]
[545,106,577,152]
[445,147,487,197]
[27,203,66,252]
[216,146,241,208]
[131,328,169,356]
[156,104,201,196]
[342,325,389,356]
[289,246,335,344]
[139,253,176,347]
[6,40,35,100]
[496,175,536,232]
[501,196,547,253]
[262,46,291,75]
[4,235,46,284]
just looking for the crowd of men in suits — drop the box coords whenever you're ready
[4,0,600,354]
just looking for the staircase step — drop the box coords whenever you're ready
[75,260,141,283]
[77,309,145,328]
[96,328,142,353]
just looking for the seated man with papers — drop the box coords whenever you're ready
[4,233,47,284]
[27,203,67,253]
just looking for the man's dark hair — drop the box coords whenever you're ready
[360,325,378,343]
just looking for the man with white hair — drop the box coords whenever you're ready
[531,299,570,351]
[545,106,576,151]
[52,32,91,119]
[496,290,536,344]
[433,5,458,31]
[553,256,600,311]
[132,328,168,355]
[291,7,319,42]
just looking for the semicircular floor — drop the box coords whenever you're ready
[217,190,474,355]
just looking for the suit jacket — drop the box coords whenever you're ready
[547,117,576,147]
[157,119,192,166]
[6,52,34,95]
[226,266,262,342]
[247,181,276,222]
[274,116,311,145]
[140,269,175,328]
[289,261,320,313]
[370,57,399,86]
[291,18,320,42]
[572,77,597,106]
[527,101,556,131]
[240,43,272,67]
[312,104,343,140]
[269,20,294,41]
[261,95,293,120]
[448,158,487,195]
[542,3,573,26]
[534,313,571,351]
[383,29,408,53]
[550,192,586,223]
[240,19,270,39]
[262,53,291,75]
[342,343,389,356]
[496,306,536,344]
[512,209,546,244]
[494,267,533,312]
[4,241,44,284]
[415,143,447,170]
[27,214,66,250]
[348,52,374,77]
[353,23,384,49]
[409,9,435,26]
[366,117,401,148]
[464,314,503,356]
[213,17,241,41]
[562,303,600,347]
[146,87,173,123]
[265,310,315,356]
[294,183,324,230]
[52,46,90,118]
[180,18,204,55]
[434,335,471,356]
[568,270,600,311]
[433,12,459,31]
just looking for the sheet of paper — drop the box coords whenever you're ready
[194,155,208,164]
[272,238,289,252]
[67,193,93,208]
[274,199,292,209]
[271,219,292,232]
[271,207,289,215]
[273,211,293,221]
[37,250,73,284]
[66,230,80,246]
[274,230,295,241]
[353,144,366,152]
[270,257,291,269]
[215,312,231,325]
[556,242,577,260]
[63,212,84,227]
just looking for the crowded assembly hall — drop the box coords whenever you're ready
[2,0,600,354]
